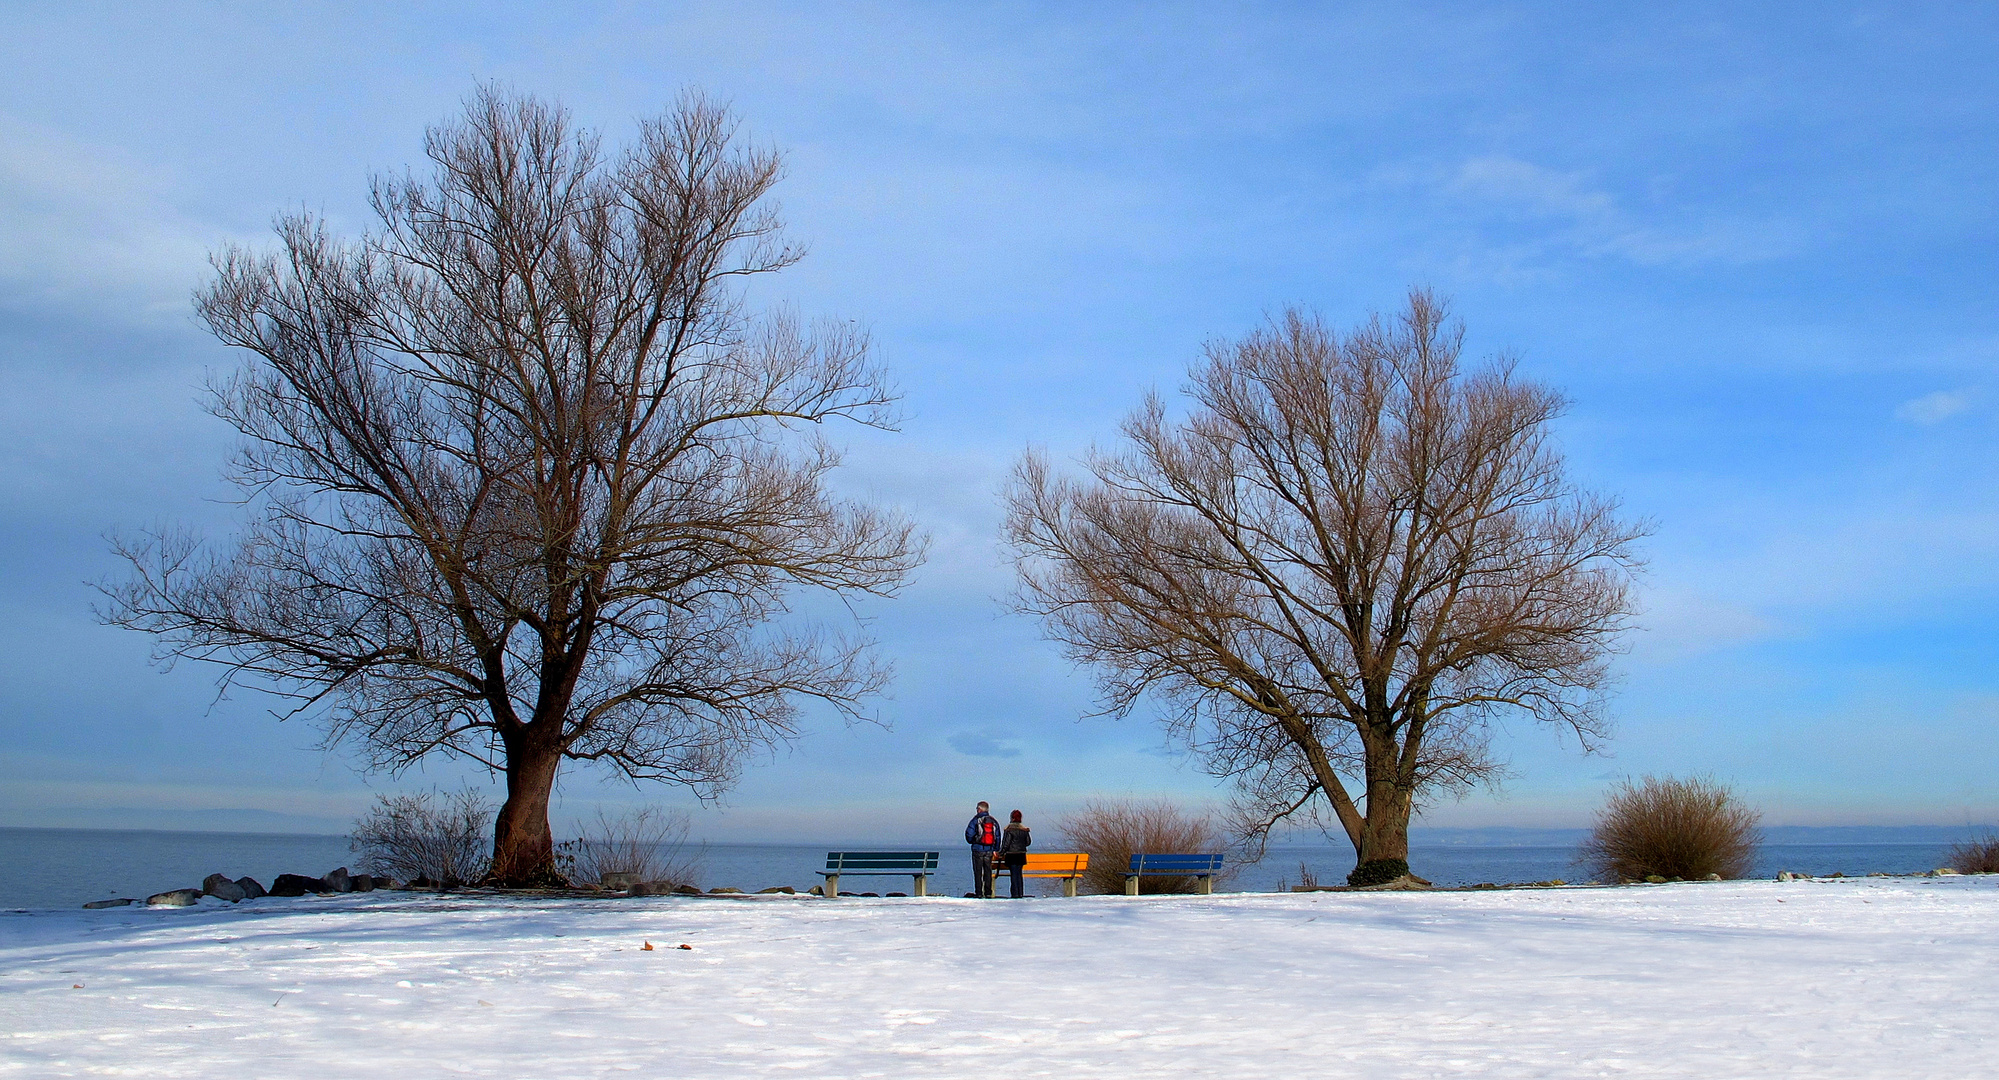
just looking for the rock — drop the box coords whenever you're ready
[82,898,136,909]
[600,872,640,891]
[1777,871,1793,881]
[886,892,907,897]
[371,877,398,890]
[707,887,743,894]
[1703,873,1722,881]
[578,882,604,892]
[1935,867,1961,876]
[202,874,247,902]
[146,889,201,907]
[673,884,701,896]
[351,874,375,892]
[808,884,823,896]
[323,867,354,893]
[235,877,267,899]
[1643,875,1668,884]
[628,881,663,896]
[755,886,796,895]
[269,874,326,897]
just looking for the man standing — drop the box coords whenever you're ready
[965,801,999,898]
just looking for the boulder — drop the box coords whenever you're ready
[202,874,247,903]
[146,889,201,907]
[707,887,743,894]
[627,881,664,896]
[82,898,136,909]
[371,877,399,890]
[808,885,823,896]
[235,877,267,899]
[269,874,326,897]
[1935,867,1962,876]
[673,884,701,896]
[1703,873,1722,881]
[1777,871,1794,882]
[600,872,640,891]
[351,875,376,893]
[323,867,354,893]
[755,886,796,895]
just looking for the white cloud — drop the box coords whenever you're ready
[1436,154,1800,270]
[1894,389,1976,425]
[0,116,226,327]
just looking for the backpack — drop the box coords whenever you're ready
[979,818,996,846]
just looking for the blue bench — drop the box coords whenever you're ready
[818,851,939,898]
[1124,852,1225,895]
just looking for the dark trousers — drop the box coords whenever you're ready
[971,849,995,898]
[1006,861,1024,898]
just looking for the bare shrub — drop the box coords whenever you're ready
[559,808,703,888]
[1579,775,1760,883]
[350,788,493,886]
[1058,798,1222,895]
[1945,834,1999,874]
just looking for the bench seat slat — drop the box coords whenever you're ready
[1127,853,1226,874]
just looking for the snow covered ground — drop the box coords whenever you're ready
[2,876,1993,1077]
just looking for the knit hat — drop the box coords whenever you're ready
[1009,810,1023,822]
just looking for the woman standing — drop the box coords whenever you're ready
[1000,810,1032,898]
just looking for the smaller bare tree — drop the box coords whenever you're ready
[350,787,494,887]
[1578,775,1761,882]
[1008,291,1643,882]
[1058,797,1222,895]
[560,807,702,887]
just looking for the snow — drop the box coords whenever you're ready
[2,877,1994,1077]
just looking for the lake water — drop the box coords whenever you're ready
[0,827,1974,910]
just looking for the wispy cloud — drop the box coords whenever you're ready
[1432,154,1801,271]
[948,732,1021,758]
[1895,389,1977,425]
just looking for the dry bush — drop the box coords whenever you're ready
[350,787,492,886]
[559,807,703,888]
[1946,834,1999,874]
[1579,775,1761,883]
[1058,798,1222,895]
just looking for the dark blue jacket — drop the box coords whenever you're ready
[965,811,999,850]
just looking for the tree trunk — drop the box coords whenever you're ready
[487,728,564,885]
[1358,777,1413,865]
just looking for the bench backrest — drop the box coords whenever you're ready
[824,851,940,873]
[1018,853,1089,874]
[1128,852,1225,875]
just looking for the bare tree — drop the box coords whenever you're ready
[101,88,923,884]
[1005,291,1641,880]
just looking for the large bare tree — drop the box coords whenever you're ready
[102,89,923,884]
[1005,291,1641,880]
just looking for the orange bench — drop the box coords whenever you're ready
[992,852,1090,897]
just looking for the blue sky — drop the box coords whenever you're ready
[2,3,1996,842]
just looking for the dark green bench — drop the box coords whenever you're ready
[1124,852,1225,895]
[818,851,939,898]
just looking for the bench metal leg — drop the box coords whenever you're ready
[1064,876,1077,898]
[1198,875,1213,895]
[823,874,839,898]
[1124,875,1139,896]
[913,874,927,897]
